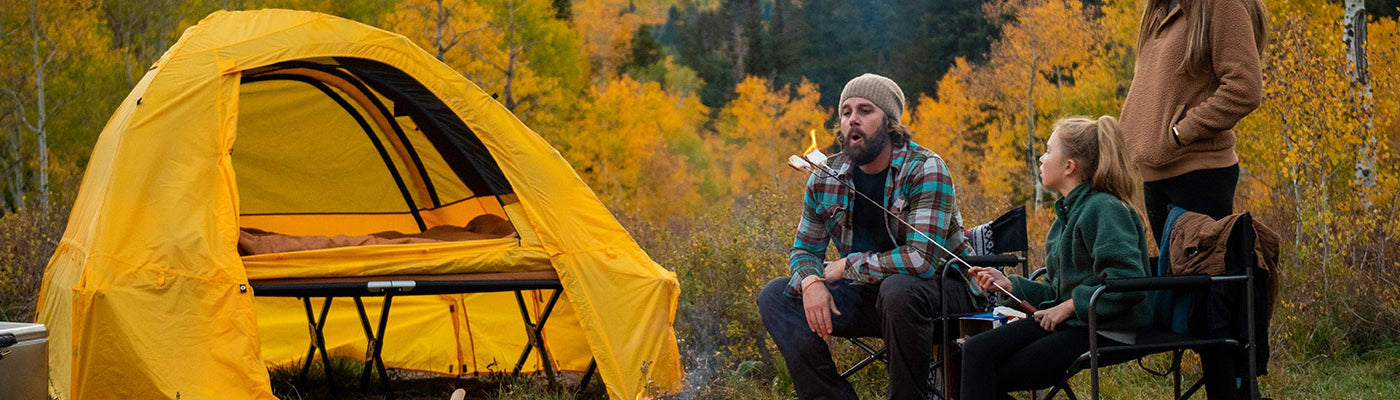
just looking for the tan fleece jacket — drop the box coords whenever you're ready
[1120,0,1264,181]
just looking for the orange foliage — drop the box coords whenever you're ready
[713,76,827,199]
[573,0,644,79]
[571,0,682,80]
[562,75,711,221]
[908,64,980,185]
[383,0,583,129]
[947,0,1109,205]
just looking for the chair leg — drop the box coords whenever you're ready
[1181,378,1207,399]
[1172,350,1183,399]
[839,338,886,378]
[1043,382,1064,400]
[839,347,886,378]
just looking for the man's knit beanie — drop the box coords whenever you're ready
[839,73,905,121]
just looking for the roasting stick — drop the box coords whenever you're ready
[789,137,1038,315]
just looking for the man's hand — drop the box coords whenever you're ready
[822,258,848,281]
[1033,300,1076,331]
[801,275,841,338]
[968,266,1012,294]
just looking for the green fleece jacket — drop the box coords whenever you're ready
[1008,184,1152,330]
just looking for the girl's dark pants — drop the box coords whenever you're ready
[959,319,1128,400]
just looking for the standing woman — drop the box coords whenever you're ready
[960,116,1152,400]
[1121,0,1268,239]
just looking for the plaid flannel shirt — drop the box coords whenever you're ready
[786,141,968,297]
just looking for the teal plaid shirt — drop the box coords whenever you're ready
[786,141,969,296]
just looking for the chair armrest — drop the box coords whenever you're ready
[1101,274,1248,293]
[1029,267,1047,280]
[961,255,1023,267]
[1102,275,1212,292]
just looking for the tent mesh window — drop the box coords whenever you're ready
[232,58,519,250]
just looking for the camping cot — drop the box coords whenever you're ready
[37,9,682,400]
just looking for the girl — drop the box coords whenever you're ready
[960,116,1152,399]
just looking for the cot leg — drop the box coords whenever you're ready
[373,294,394,399]
[298,297,337,394]
[299,297,316,383]
[535,290,561,386]
[512,291,532,376]
[354,297,374,391]
[577,359,597,393]
[511,290,562,387]
[316,298,337,393]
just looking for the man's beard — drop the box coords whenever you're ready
[843,122,890,166]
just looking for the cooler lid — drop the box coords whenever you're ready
[0,322,48,344]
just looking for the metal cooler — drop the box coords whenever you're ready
[0,322,48,400]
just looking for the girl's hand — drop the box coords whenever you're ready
[968,266,1012,293]
[1033,300,1076,331]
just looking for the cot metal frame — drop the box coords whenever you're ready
[250,271,593,399]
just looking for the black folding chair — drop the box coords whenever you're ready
[1042,212,1270,400]
[837,207,1030,399]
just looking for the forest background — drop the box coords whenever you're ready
[2,0,1399,398]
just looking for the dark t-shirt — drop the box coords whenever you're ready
[849,166,897,254]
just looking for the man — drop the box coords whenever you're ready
[757,73,975,400]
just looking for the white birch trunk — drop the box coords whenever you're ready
[24,0,51,214]
[1343,0,1376,199]
[1027,54,1042,211]
[503,0,519,111]
[435,0,449,61]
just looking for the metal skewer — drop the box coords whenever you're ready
[800,155,1039,313]
[803,159,976,278]
[991,281,1039,313]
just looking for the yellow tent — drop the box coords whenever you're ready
[37,9,682,400]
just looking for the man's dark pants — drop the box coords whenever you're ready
[757,274,973,400]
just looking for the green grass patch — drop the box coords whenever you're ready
[268,358,606,400]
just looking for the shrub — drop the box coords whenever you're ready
[0,209,65,322]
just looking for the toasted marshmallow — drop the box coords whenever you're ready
[787,149,828,173]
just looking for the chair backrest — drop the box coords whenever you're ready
[966,206,1027,254]
[965,206,1029,275]
[1154,210,1272,377]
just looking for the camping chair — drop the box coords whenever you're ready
[1041,212,1269,400]
[837,207,1030,397]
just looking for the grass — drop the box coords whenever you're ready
[268,329,1400,399]
[268,358,608,400]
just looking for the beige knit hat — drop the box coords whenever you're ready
[839,73,905,121]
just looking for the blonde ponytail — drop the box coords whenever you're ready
[1053,116,1149,229]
